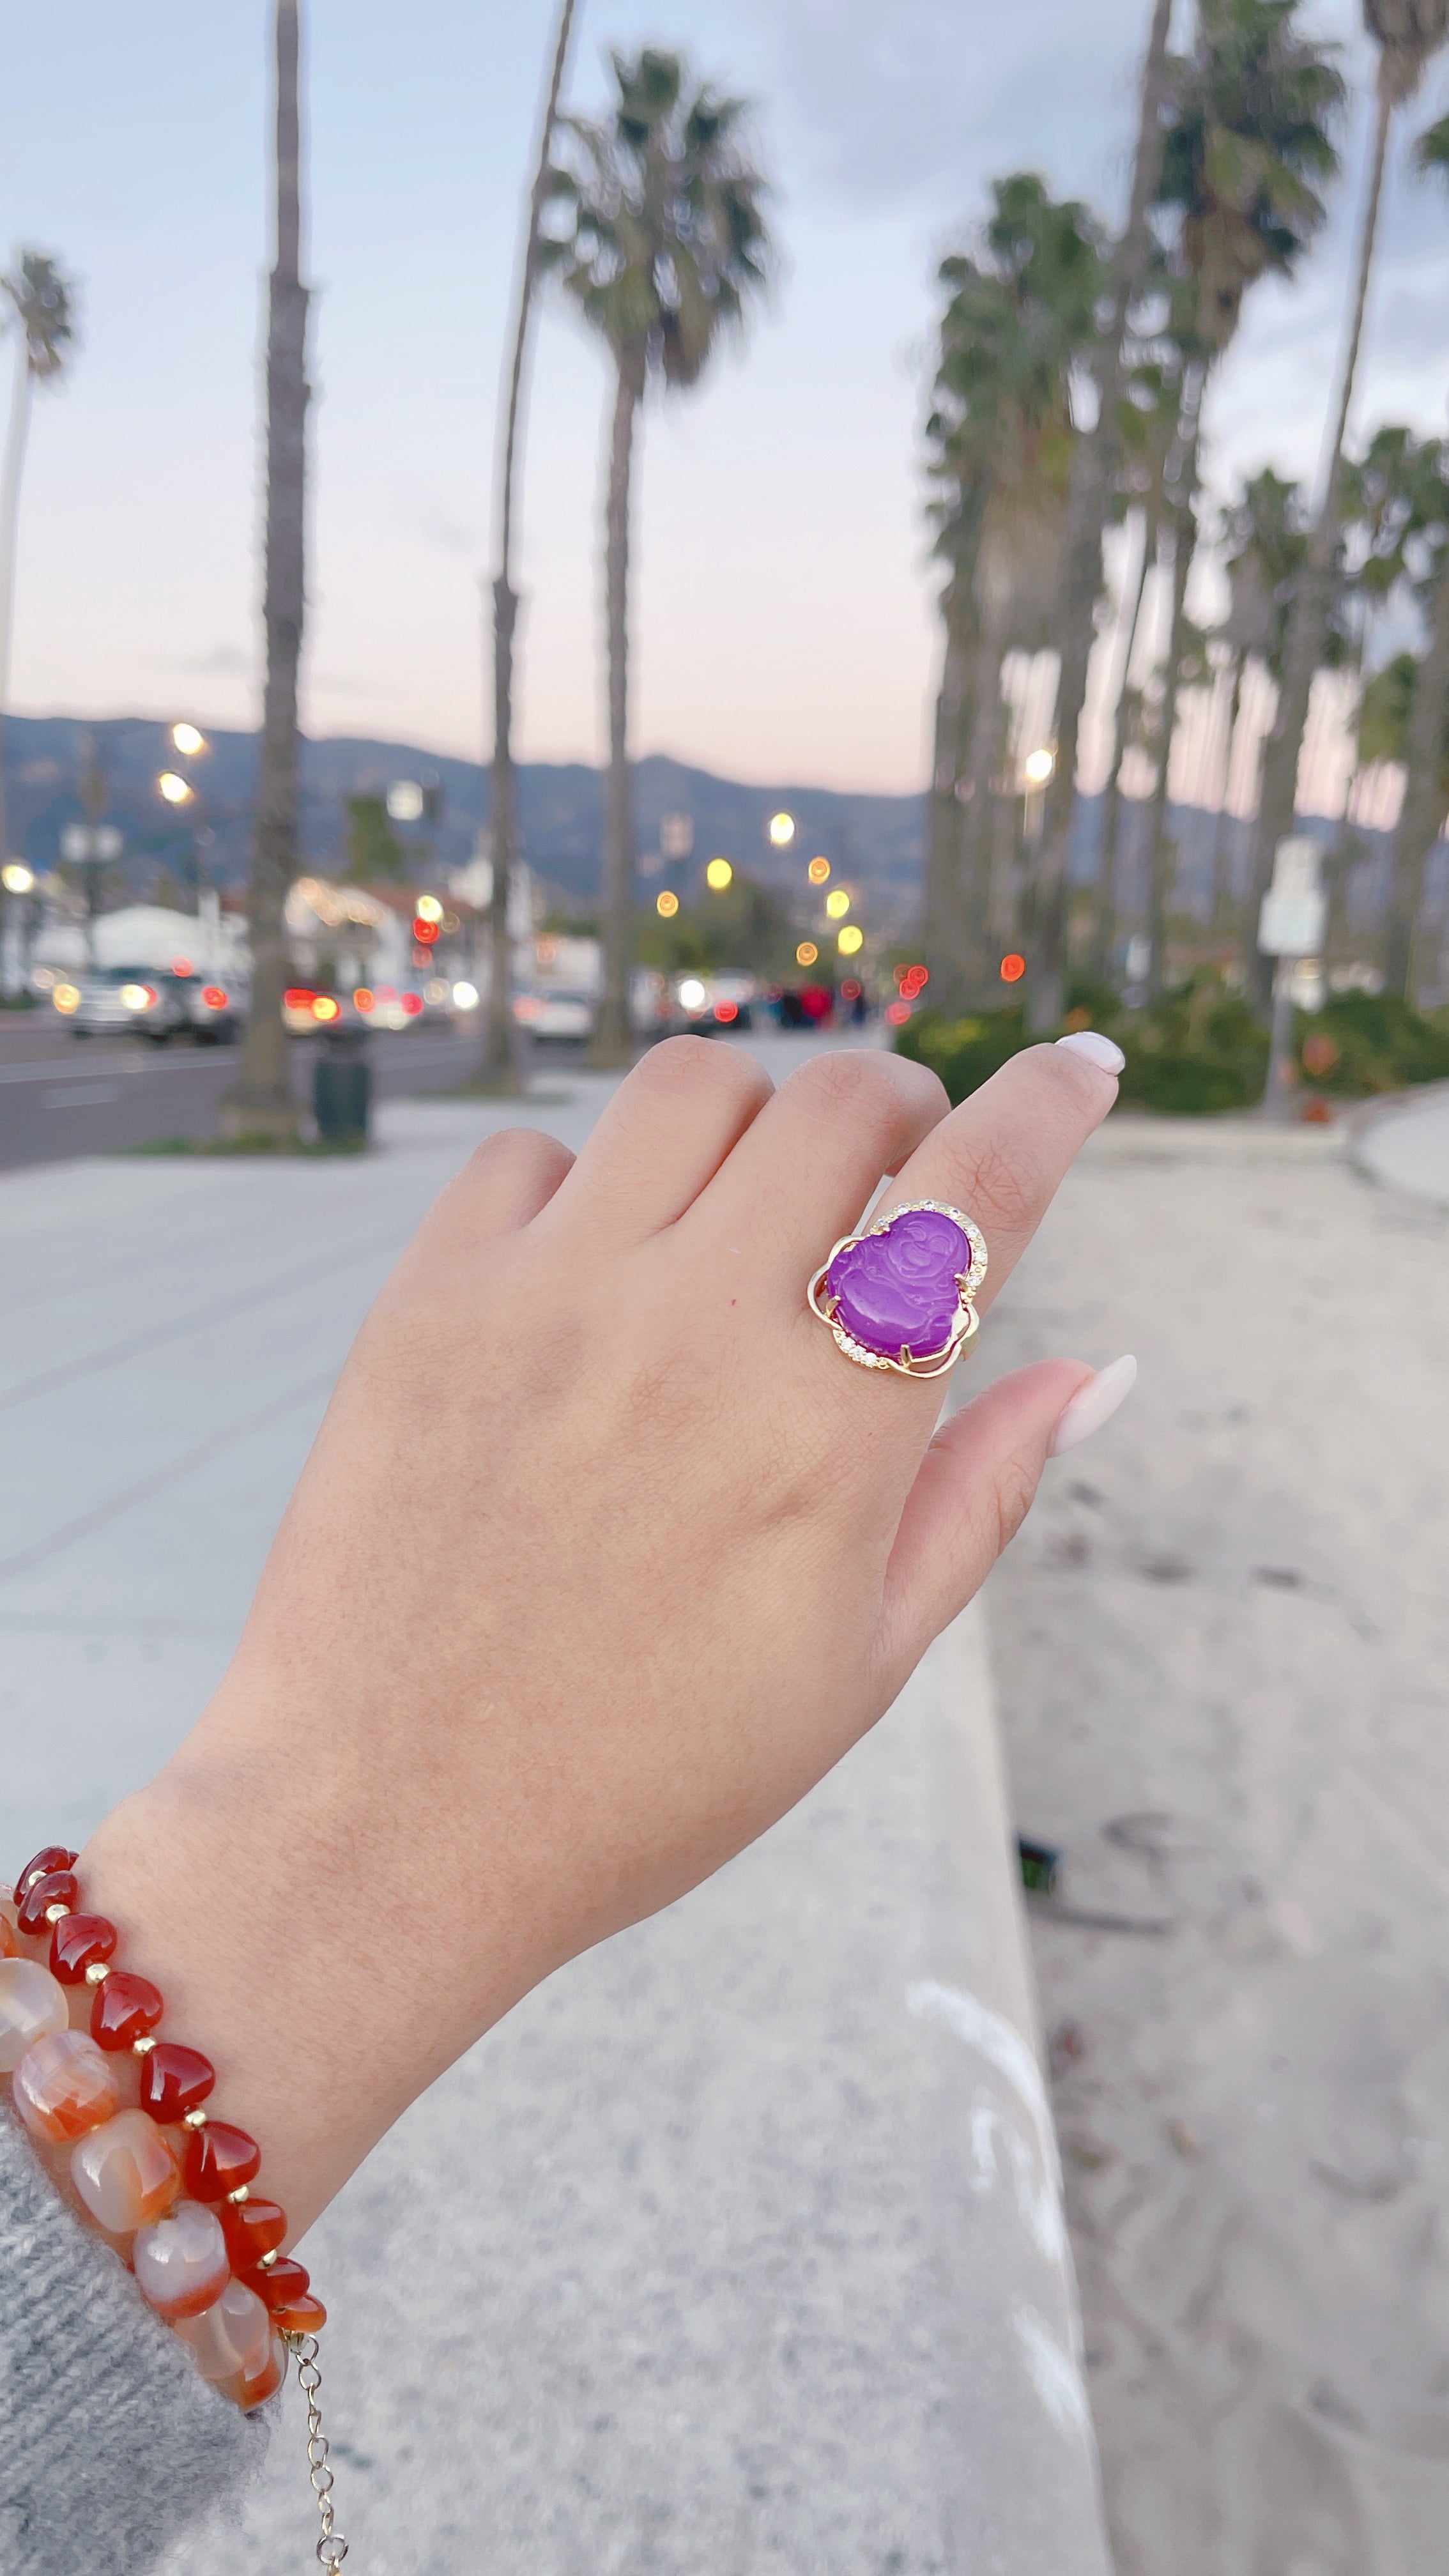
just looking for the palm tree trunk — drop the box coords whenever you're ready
[1089,502,1158,981]
[1208,648,1246,938]
[1243,68,1394,1019]
[479,0,578,1092]
[0,350,33,986]
[955,627,1006,1002]
[1024,0,1176,1036]
[1145,370,1206,1002]
[592,359,641,1066]
[1383,536,1449,998]
[223,0,309,1141]
[923,599,972,988]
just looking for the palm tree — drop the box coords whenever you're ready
[1243,0,1448,1016]
[1090,356,1182,980]
[0,251,76,979]
[923,177,1105,1007]
[1142,0,1344,998]
[544,50,772,1064]
[222,0,310,1143]
[1026,0,1177,1036]
[477,0,579,1095]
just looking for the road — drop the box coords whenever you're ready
[0,1018,487,1169]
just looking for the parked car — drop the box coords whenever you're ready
[513,988,595,1043]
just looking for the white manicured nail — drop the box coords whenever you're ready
[1049,1355,1137,1457]
[1056,1030,1125,1075]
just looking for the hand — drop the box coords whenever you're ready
[80,1036,1119,2239]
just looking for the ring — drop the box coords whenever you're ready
[808,1199,987,1378]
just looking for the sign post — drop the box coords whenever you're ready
[1257,837,1326,1120]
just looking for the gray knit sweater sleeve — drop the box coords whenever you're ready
[0,2105,267,2576]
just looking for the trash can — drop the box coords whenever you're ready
[312,1025,371,1147]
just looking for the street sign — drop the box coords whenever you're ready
[1259,887,1326,957]
[61,824,123,863]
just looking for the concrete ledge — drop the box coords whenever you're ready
[163,1602,1112,2573]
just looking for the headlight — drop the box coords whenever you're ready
[53,983,80,1015]
[121,983,155,1012]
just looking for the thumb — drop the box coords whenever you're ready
[873,1356,1133,1688]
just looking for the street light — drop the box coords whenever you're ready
[656,889,679,918]
[157,772,194,806]
[837,924,864,956]
[795,940,818,967]
[808,855,830,885]
[769,813,795,848]
[705,857,733,891]
[1023,747,1055,788]
[1,862,34,894]
[825,887,850,920]
[171,723,207,758]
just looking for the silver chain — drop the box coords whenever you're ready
[285,2332,350,2569]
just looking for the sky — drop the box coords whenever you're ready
[2,0,1448,798]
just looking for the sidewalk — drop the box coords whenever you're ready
[0,1035,1108,2576]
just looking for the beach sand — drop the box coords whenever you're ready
[976,1108,1449,2574]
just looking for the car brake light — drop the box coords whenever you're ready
[713,1000,738,1023]
[353,988,374,1012]
[401,992,424,1016]
[885,1000,911,1026]
[312,995,341,1022]
[201,985,227,1009]
[284,988,316,1011]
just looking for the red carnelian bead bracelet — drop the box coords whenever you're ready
[1,1847,350,2567]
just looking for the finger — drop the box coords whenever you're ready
[871,1358,1092,1687]
[413,1125,576,1265]
[549,1037,775,1237]
[878,1036,1121,1315]
[688,1046,949,1275]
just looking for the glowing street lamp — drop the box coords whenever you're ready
[769,812,795,848]
[157,772,194,806]
[1022,746,1055,788]
[837,924,864,956]
[807,855,830,885]
[705,857,733,891]
[1,861,34,894]
[656,889,679,918]
[171,723,207,758]
[795,940,818,967]
[824,887,850,920]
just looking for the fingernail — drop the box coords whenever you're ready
[1049,1355,1137,1457]
[1056,1031,1125,1075]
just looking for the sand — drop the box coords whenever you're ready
[976,1105,1449,2573]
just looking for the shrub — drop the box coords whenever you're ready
[1296,990,1449,1098]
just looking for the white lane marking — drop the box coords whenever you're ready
[1013,2305,1094,2447]
[43,1084,122,1108]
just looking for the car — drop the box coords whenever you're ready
[56,963,196,1043]
[513,988,595,1043]
[345,983,426,1032]
[181,976,245,1044]
[667,970,756,1034]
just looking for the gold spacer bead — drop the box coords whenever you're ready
[258,2249,279,2269]
[43,1903,70,1924]
[84,1960,111,1986]
[183,2108,208,2129]
[227,2184,250,2204]
[132,2035,157,2057]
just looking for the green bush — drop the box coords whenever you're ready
[895,974,1449,1114]
[897,977,1268,1114]
[1298,990,1449,1097]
